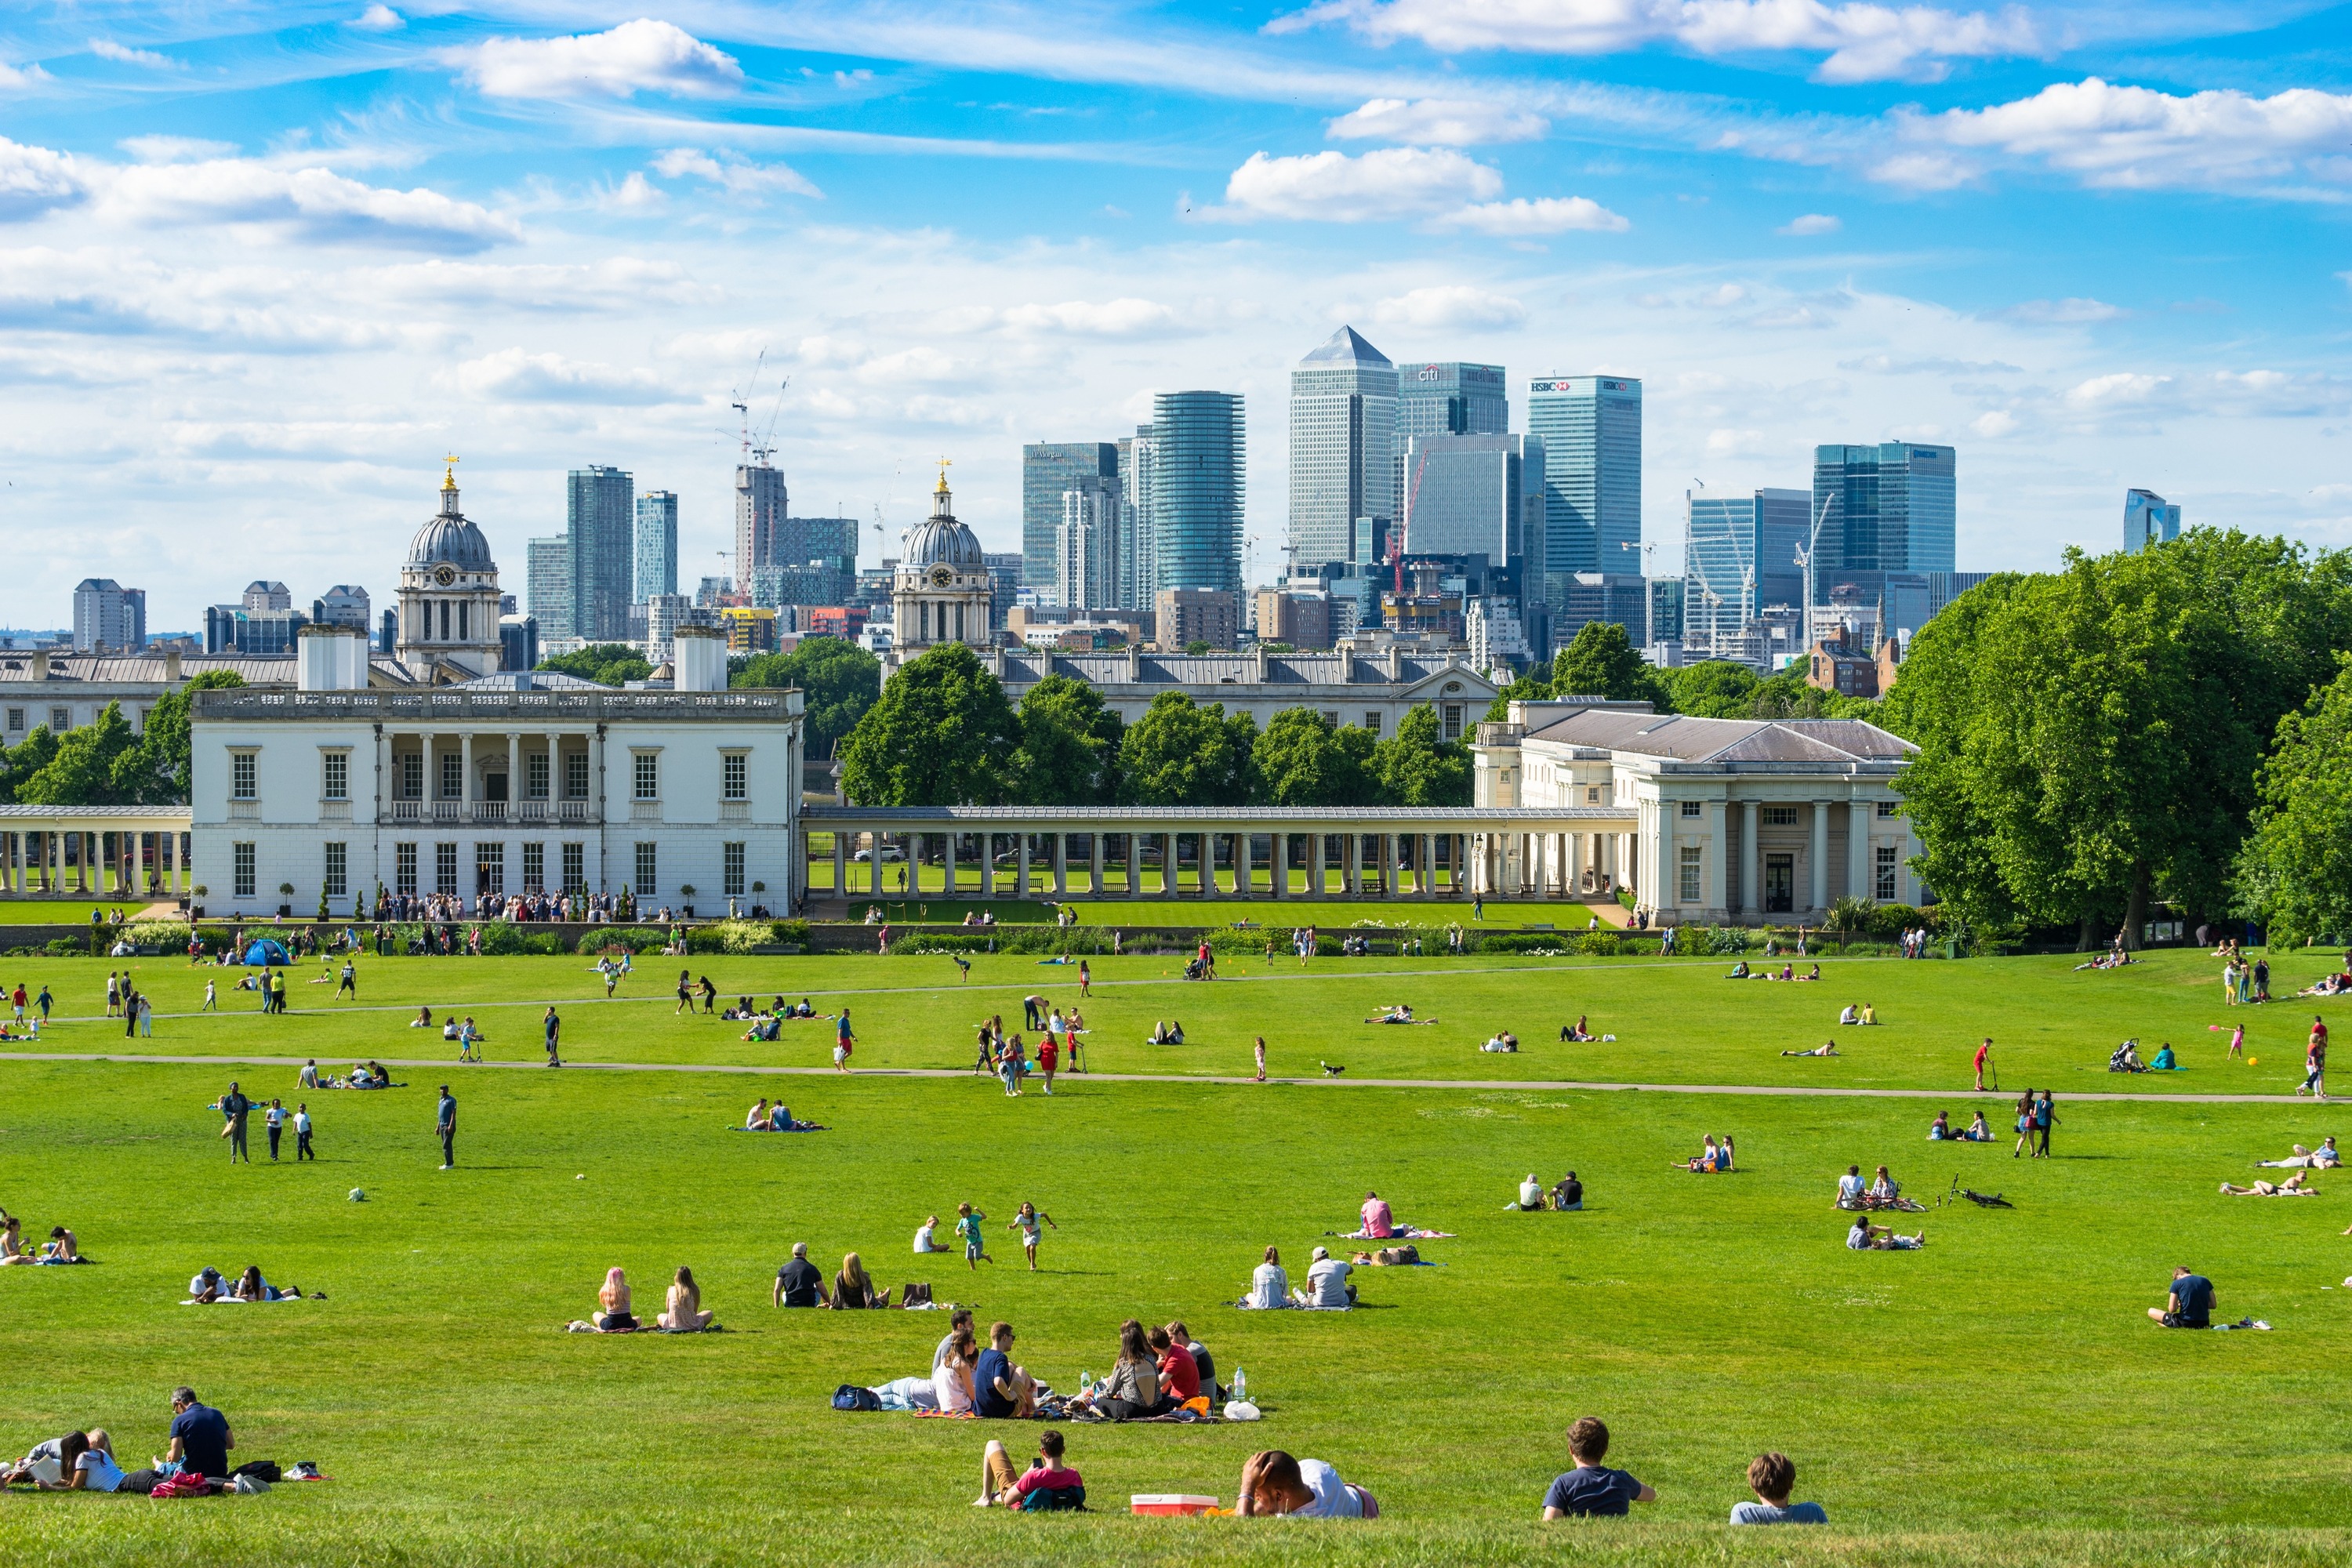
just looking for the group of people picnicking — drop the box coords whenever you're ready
[1,1387,274,1497]
[0,1210,81,1265]
[187,1265,310,1303]
[1726,961,1821,982]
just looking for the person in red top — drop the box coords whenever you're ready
[1035,1030,1058,1095]
[1359,1190,1394,1240]
[980,1430,1083,1508]
[1150,1326,1201,1407]
[1973,1037,1993,1091]
[2299,1016,2329,1099]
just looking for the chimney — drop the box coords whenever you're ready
[297,623,366,691]
[163,649,183,684]
[672,623,728,691]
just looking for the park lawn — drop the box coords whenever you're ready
[0,901,137,924]
[13,948,2347,1098]
[816,897,1619,928]
[4,1028,2352,1568]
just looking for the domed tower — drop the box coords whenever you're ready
[891,463,994,655]
[395,459,505,681]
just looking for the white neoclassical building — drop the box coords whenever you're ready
[887,467,996,664]
[1472,700,1921,922]
[395,461,508,683]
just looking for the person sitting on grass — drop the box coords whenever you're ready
[1728,961,1751,978]
[1541,1417,1657,1519]
[2221,1175,2318,1196]
[1929,1112,1953,1140]
[1783,1040,1840,1057]
[594,1268,637,1330]
[2148,1043,2180,1070]
[1552,1171,1584,1210]
[1839,1004,1860,1025]
[39,1226,79,1263]
[1074,1319,1161,1421]
[971,1322,1026,1419]
[2110,1040,2147,1073]
[1867,1165,1901,1203]
[1293,1246,1356,1308]
[1245,1246,1289,1309]
[1238,1450,1374,1517]
[2259,1138,2342,1169]
[1965,1111,1994,1142]
[1796,964,1820,981]
[2149,1265,2214,1327]
[658,1265,716,1330]
[1512,1173,1545,1211]
[1149,1325,1201,1410]
[1860,1003,1878,1025]
[1680,1134,1733,1172]
[832,1252,893,1308]
[978,1428,1084,1511]
[1481,1032,1519,1053]
[774,1243,828,1308]
[1560,1014,1595,1043]
[746,1098,771,1131]
[1846,1216,1926,1249]
[410,1006,433,1029]
[1730,1451,1827,1525]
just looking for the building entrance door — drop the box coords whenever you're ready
[1764,852,1795,913]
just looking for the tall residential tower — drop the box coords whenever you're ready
[566,464,635,642]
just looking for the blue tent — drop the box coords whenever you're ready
[241,938,291,967]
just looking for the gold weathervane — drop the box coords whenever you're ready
[935,456,952,495]
[442,453,460,490]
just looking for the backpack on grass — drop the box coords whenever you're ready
[830,1385,883,1412]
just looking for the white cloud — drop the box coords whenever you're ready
[1914,78,2352,192]
[95,160,520,252]
[1211,147,1501,222]
[89,40,183,71]
[452,347,687,405]
[1438,194,1629,233]
[0,63,50,91]
[992,299,1179,337]
[350,4,404,29]
[1778,212,1840,234]
[2065,371,2169,409]
[0,137,86,220]
[1970,408,2016,437]
[2002,297,2125,324]
[1371,284,1527,330]
[119,136,237,163]
[597,171,666,212]
[1279,0,2038,83]
[365,257,711,312]
[1867,149,1976,189]
[651,148,822,199]
[1699,283,1748,307]
[1327,96,1548,147]
[455,19,743,100]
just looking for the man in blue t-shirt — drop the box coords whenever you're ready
[1541,1417,1657,1518]
[972,1321,1022,1418]
[166,1386,233,1479]
[2150,1265,2214,1327]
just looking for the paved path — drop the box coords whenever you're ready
[0,1049,2316,1105]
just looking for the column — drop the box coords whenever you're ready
[1744,800,1761,921]
[1707,800,1727,919]
[832,829,846,899]
[461,733,475,828]
[1809,799,1829,915]
[1849,796,1871,902]
[1053,833,1068,896]
[1418,833,1435,899]
[942,832,956,901]
[1657,802,1675,916]
[1269,833,1286,902]
[1017,833,1031,898]
[1235,831,1252,900]
[1344,834,1360,900]
[1306,833,1323,899]
[506,731,519,822]
[1088,833,1104,898]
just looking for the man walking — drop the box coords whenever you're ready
[264,1099,286,1162]
[543,1004,562,1067]
[336,957,357,1000]
[217,1082,252,1164]
[834,1006,855,1073]
[437,1084,457,1169]
[294,1102,314,1161]
[2299,1015,2328,1100]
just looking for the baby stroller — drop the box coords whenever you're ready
[2107,1039,2147,1073]
[1182,956,1208,981]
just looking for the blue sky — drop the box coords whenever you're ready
[0,2,2348,626]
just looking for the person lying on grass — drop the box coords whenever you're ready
[1846,1217,1926,1250]
[978,1429,1084,1510]
[230,1265,306,1301]
[2259,1138,2341,1169]
[1560,1015,1595,1043]
[1783,1040,1840,1057]
[2221,1176,2318,1196]
[1240,1450,1374,1517]
[1367,1004,1427,1025]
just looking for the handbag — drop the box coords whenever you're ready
[900,1282,934,1308]
[831,1384,883,1412]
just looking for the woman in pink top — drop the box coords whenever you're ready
[1359,1191,1393,1239]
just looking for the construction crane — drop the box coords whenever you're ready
[722,349,789,467]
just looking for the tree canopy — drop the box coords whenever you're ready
[733,637,881,759]
[0,669,247,806]
[537,643,651,688]
[1252,707,1374,808]
[2232,656,2352,945]
[1551,619,1654,702]
[1118,692,1257,806]
[1371,702,1472,807]
[838,642,1019,806]
[1011,675,1124,806]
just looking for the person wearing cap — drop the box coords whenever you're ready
[1293,1246,1356,1308]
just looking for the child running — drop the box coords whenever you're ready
[1006,1202,1058,1271]
[955,1203,993,1270]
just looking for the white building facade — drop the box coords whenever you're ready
[1472,701,1921,921]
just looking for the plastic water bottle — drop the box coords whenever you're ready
[1232,1367,1247,1403]
[1080,1368,1093,1396]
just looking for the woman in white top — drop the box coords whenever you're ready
[746,1099,770,1131]
[933,1330,978,1414]
[1247,1245,1288,1308]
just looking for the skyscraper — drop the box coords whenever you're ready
[71,579,146,651]
[2124,488,2181,553]
[528,535,574,641]
[1152,390,1246,595]
[1120,423,1157,609]
[634,490,678,603]
[1398,433,1541,566]
[735,463,787,578]
[567,464,635,642]
[1682,487,1808,654]
[1809,442,1957,597]
[1022,443,1119,591]
[1392,361,1507,522]
[1526,376,1642,609]
[1288,327,1396,569]
[1055,479,1120,612]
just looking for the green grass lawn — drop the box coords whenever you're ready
[0,900,153,924]
[818,897,1617,930]
[811,858,1472,902]
[4,948,2351,1567]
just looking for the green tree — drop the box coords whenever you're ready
[1371,702,1472,806]
[16,701,144,804]
[1552,621,1654,702]
[838,642,1018,805]
[1118,691,1254,806]
[733,637,881,760]
[0,724,60,804]
[2233,657,2352,943]
[1010,675,1124,805]
[131,669,246,801]
[537,642,652,688]
[1663,660,1760,718]
[1482,672,1552,722]
[1183,640,1213,656]
[1253,707,1374,807]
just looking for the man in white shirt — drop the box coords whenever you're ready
[1515,1174,1544,1211]
[1294,1246,1356,1308]
[1835,1166,1865,1208]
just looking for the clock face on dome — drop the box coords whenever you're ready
[928,564,953,588]
[434,565,458,586]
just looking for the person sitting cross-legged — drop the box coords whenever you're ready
[977,1428,1084,1510]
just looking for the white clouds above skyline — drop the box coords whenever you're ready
[1327,96,1549,145]
[455,20,744,100]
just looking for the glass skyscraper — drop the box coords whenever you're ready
[527,535,573,641]
[1399,433,1538,564]
[2124,488,2181,553]
[566,464,634,641]
[1021,442,1118,591]
[633,489,678,604]
[1682,487,1808,652]
[1526,376,1642,607]
[735,462,787,577]
[1152,391,1245,595]
[1809,441,1956,593]
[1393,361,1506,523]
[1288,326,1397,568]
[1118,424,1156,609]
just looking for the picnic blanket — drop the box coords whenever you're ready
[1328,1226,1454,1240]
